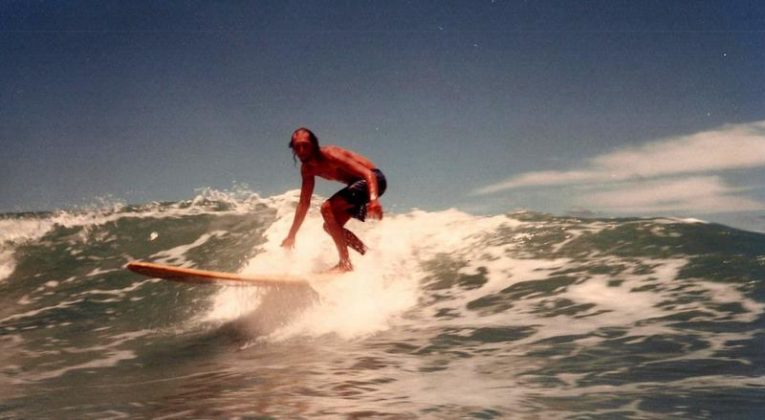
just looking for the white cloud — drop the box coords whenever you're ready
[577,176,765,214]
[473,121,765,215]
[475,121,765,194]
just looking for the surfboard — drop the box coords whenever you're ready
[126,261,313,287]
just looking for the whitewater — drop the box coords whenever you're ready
[0,189,763,418]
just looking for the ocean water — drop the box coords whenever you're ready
[1,190,764,418]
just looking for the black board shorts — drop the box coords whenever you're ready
[331,168,387,221]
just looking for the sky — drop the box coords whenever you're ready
[2,0,765,231]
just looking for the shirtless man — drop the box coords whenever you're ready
[281,128,387,272]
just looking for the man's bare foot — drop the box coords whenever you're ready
[325,260,353,273]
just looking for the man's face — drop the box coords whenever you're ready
[292,132,314,162]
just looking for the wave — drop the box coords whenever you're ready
[1,188,763,417]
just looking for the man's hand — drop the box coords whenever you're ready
[367,199,383,220]
[281,235,296,249]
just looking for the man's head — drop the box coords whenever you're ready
[289,127,321,163]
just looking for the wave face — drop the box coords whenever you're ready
[1,190,764,418]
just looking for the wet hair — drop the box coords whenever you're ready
[289,127,322,164]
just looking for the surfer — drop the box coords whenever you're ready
[281,127,387,272]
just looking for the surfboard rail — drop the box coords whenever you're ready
[126,261,313,287]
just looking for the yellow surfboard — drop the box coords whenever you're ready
[126,261,314,287]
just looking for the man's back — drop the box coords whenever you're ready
[301,145,377,185]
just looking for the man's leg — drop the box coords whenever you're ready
[324,224,367,255]
[321,197,354,271]
[343,229,368,255]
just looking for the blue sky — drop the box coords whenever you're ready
[2,1,764,231]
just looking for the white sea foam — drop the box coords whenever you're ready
[0,218,56,244]
[1,298,84,324]
[18,330,152,383]
[76,279,155,299]
[0,249,16,282]
[0,218,59,282]
[149,230,228,265]
[204,200,528,340]
[214,198,752,344]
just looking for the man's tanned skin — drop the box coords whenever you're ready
[281,128,385,272]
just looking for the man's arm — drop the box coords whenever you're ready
[282,169,315,247]
[361,167,383,220]
[331,149,383,220]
